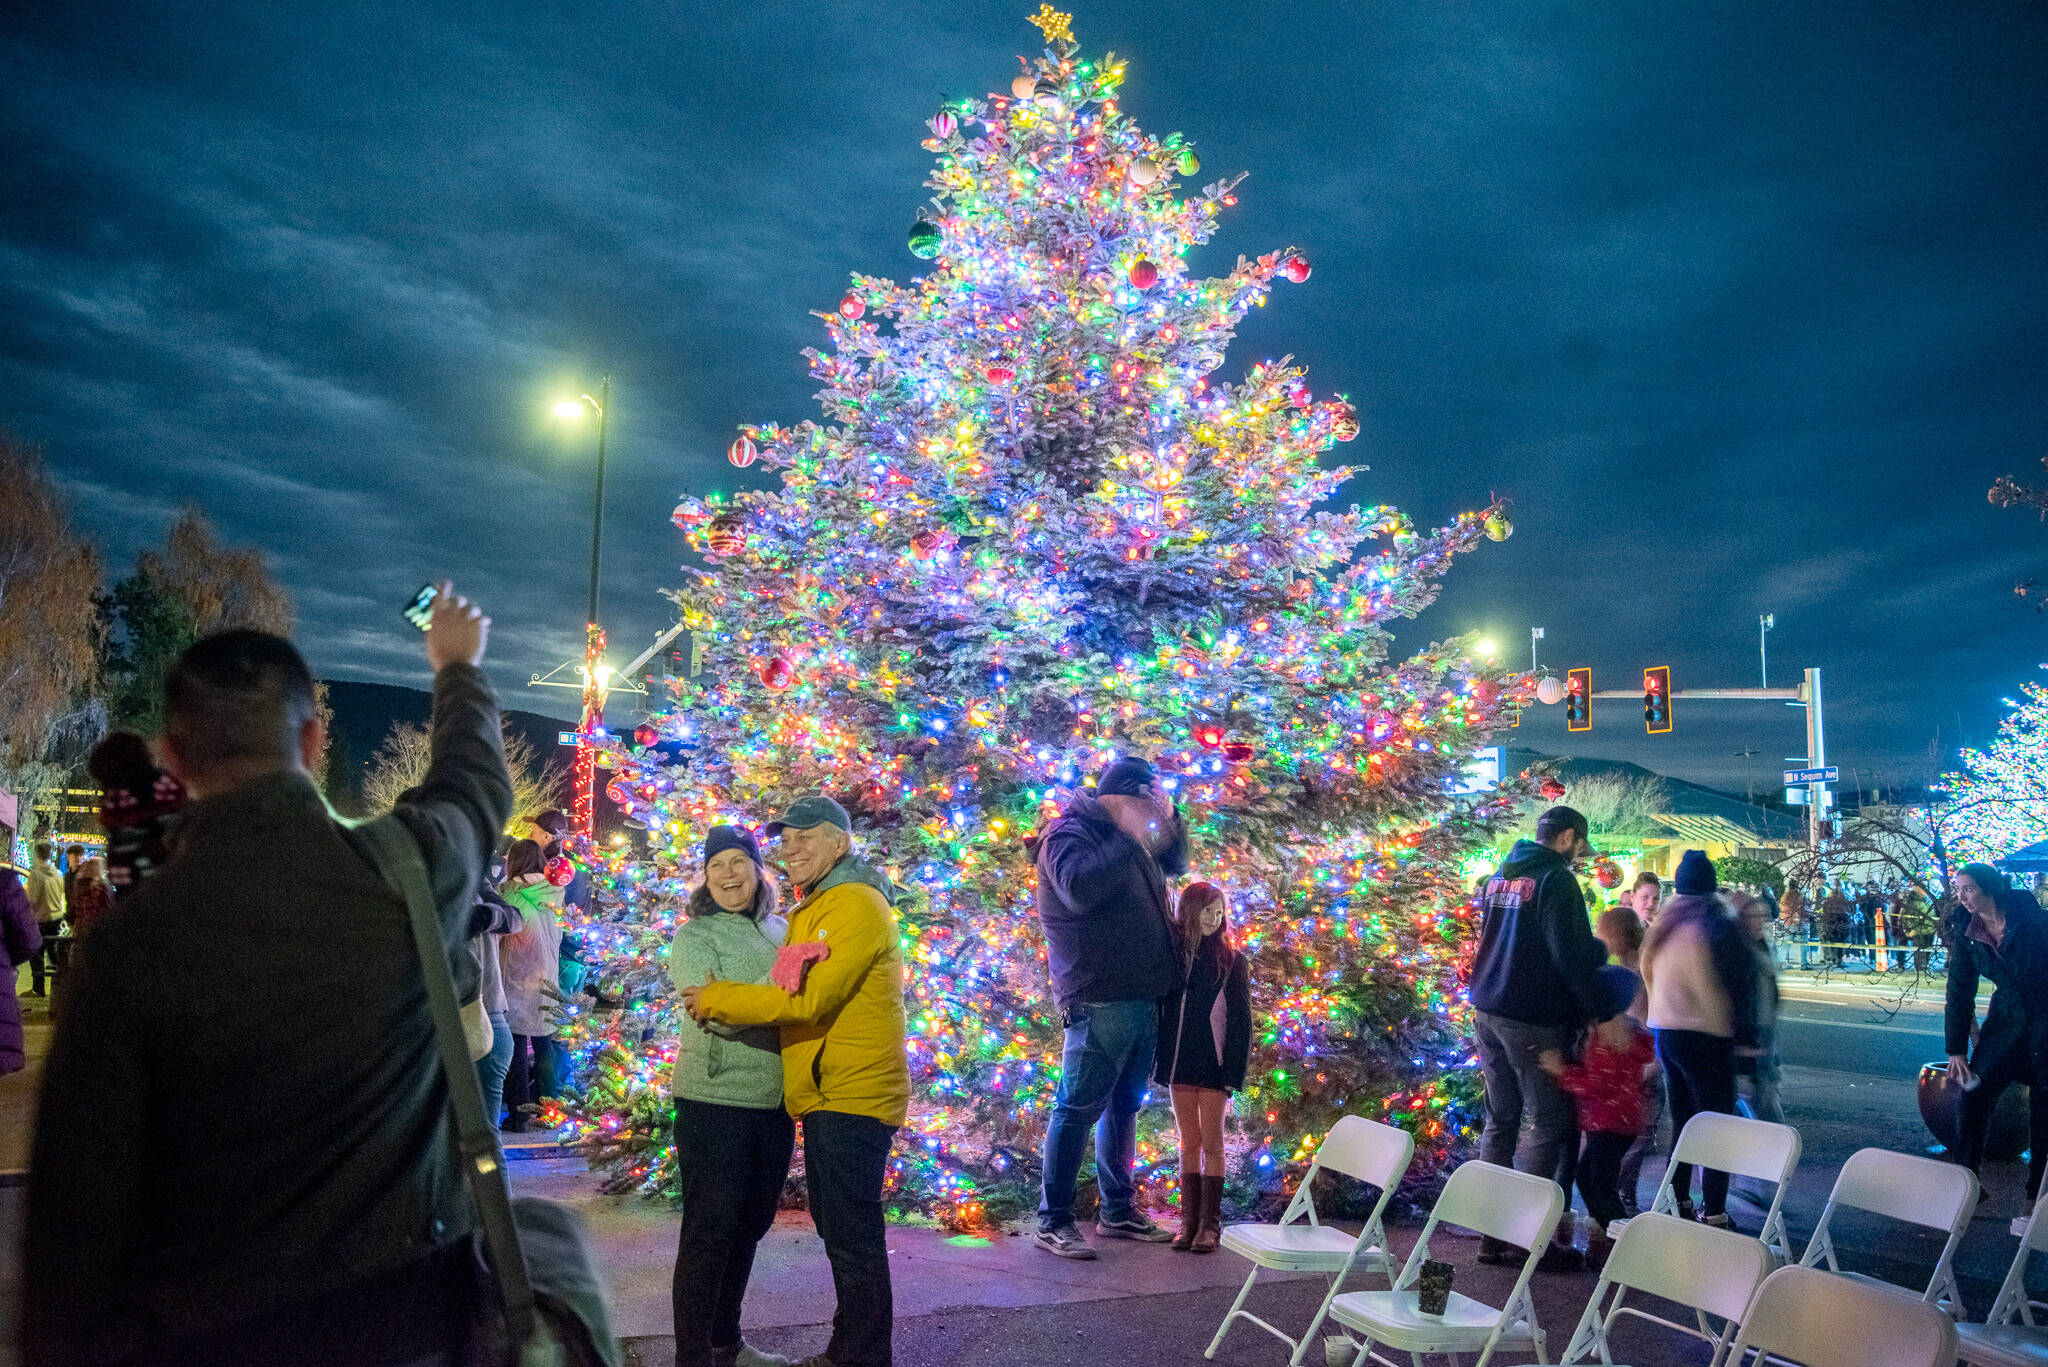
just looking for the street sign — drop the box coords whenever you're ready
[1783,766,1839,784]
[559,731,578,746]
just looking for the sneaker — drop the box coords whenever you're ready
[1034,1223,1098,1259]
[2014,1217,2033,1239]
[1699,1211,1733,1229]
[723,1345,793,1367]
[1536,1242,1585,1273]
[1096,1210,1174,1242]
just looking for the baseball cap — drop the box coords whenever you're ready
[1096,756,1158,797]
[765,794,852,837]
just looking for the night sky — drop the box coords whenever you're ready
[4,2,2044,792]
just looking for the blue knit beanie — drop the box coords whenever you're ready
[1674,849,1717,896]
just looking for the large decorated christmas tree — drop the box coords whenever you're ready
[554,9,1529,1228]
[1941,667,2048,864]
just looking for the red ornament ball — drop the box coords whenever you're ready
[838,292,864,319]
[633,723,660,748]
[1287,382,1310,407]
[671,502,708,530]
[909,528,942,560]
[1539,777,1568,801]
[1283,256,1312,284]
[1331,408,1360,442]
[727,436,758,467]
[605,781,629,806]
[706,515,745,557]
[932,110,958,139]
[984,363,1015,385]
[1221,741,1256,763]
[1128,258,1159,289]
[759,655,795,691]
[1594,859,1624,890]
[545,856,576,888]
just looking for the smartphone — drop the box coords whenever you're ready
[402,583,438,632]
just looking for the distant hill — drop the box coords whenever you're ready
[321,679,571,812]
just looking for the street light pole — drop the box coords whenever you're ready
[586,375,608,628]
[553,378,612,841]
[1759,613,1775,689]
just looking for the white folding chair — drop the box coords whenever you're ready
[1511,1212,1769,1367]
[1726,1263,1959,1367]
[1646,1111,1802,1261]
[1327,1160,1563,1367]
[1956,1194,2048,1367]
[1799,1148,1978,1318]
[1205,1116,1415,1365]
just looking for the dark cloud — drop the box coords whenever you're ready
[3,1,2044,789]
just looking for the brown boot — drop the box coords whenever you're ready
[1191,1171,1224,1253]
[1172,1170,1201,1251]
[1585,1228,1615,1272]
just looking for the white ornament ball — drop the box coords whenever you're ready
[1535,676,1567,706]
[1129,159,1161,186]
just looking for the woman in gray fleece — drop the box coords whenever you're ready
[669,824,792,1367]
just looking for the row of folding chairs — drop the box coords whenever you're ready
[1205,1110,1996,1366]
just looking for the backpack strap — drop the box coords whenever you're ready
[353,813,538,1341]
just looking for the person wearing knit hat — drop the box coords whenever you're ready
[1641,852,1759,1228]
[1673,848,1716,896]
[1025,755,1189,1259]
[683,797,909,1367]
[1468,804,1626,1271]
[668,823,792,1367]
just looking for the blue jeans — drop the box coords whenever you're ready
[1039,997,1159,1230]
[476,1011,513,1129]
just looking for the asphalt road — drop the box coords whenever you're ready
[1777,985,1950,1080]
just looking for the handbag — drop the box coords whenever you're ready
[464,994,497,1062]
[355,815,622,1367]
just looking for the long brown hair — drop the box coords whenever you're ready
[1175,881,1233,964]
[503,838,546,882]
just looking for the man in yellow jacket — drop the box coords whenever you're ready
[685,795,908,1367]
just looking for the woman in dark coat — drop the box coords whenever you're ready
[1945,862,2048,1201]
[1156,881,1252,1254]
[0,864,45,1074]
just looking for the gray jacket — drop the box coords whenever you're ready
[669,895,787,1109]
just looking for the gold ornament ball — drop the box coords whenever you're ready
[1011,73,1037,99]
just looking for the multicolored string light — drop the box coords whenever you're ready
[548,13,1531,1229]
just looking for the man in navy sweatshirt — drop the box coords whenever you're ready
[1469,804,1628,1270]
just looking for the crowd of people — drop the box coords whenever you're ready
[1469,806,1787,1270]
[4,587,1249,1367]
[13,590,2045,1366]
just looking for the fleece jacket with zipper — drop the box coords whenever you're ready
[669,904,788,1110]
[695,854,910,1127]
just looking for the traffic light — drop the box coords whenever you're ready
[1566,667,1591,731]
[1644,665,1672,733]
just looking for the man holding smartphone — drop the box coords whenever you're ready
[23,583,513,1367]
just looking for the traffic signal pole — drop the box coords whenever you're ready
[1581,667,1828,850]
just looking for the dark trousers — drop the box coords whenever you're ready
[672,1098,796,1367]
[503,1033,560,1128]
[1657,1028,1736,1217]
[29,920,61,994]
[803,1110,897,1367]
[1957,1022,2048,1201]
[1577,1130,1632,1230]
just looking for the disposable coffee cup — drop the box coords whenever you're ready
[1417,1259,1454,1316]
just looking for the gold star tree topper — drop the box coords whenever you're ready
[1028,5,1074,47]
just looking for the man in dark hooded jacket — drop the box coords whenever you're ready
[1029,756,1186,1259]
[1469,805,1627,1269]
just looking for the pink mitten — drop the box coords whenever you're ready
[771,940,831,994]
